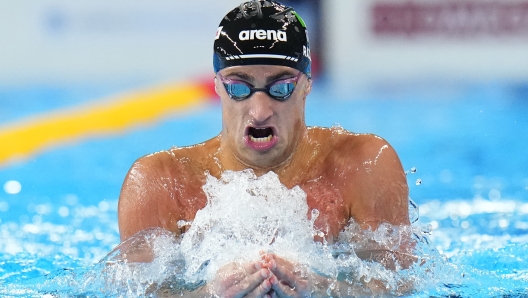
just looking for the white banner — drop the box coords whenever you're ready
[323,0,528,94]
[0,0,242,85]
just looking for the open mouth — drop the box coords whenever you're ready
[248,127,273,142]
[246,126,277,150]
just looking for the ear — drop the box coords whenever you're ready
[304,78,312,95]
[214,76,219,95]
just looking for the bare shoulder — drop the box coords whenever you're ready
[123,136,220,191]
[309,127,409,227]
[118,137,219,241]
[308,126,395,163]
[118,150,180,241]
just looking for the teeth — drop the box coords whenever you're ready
[249,135,273,143]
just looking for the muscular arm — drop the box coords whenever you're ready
[333,134,416,294]
[345,134,410,229]
[118,153,183,243]
[117,152,274,297]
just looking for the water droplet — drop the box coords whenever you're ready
[429,221,439,230]
[331,123,345,134]
[408,198,419,223]
[177,220,191,228]
[415,179,422,185]
[410,167,417,173]
[311,208,320,221]
[423,224,433,233]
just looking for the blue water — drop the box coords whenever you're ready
[0,82,527,296]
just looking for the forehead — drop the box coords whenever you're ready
[219,65,297,78]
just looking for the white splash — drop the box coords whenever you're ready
[180,169,322,282]
[86,170,454,296]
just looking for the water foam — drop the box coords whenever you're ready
[101,170,450,296]
[180,170,319,281]
[3,170,461,297]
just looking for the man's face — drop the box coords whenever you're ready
[215,65,311,170]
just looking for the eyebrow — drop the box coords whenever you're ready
[223,71,297,84]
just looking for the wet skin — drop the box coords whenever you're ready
[117,65,410,297]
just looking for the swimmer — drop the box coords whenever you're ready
[117,0,412,296]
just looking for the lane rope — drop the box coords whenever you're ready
[0,81,214,167]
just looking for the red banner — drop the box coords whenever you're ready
[372,1,528,37]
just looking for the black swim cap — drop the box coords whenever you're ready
[213,0,311,78]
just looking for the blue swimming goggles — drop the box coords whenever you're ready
[217,72,302,102]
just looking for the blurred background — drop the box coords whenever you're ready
[3,0,528,90]
[1,0,527,261]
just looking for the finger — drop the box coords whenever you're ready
[228,268,272,297]
[259,254,279,270]
[270,279,297,298]
[243,277,273,298]
[213,262,269,297]
[270,254,294,269]
[266,254,297,274]
[244,261,266,275]
[260,252,274,264]
[216,261,262,285]
[268,259,298,286]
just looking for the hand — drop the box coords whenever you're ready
[262,253,311,298]
[209,260,274,298]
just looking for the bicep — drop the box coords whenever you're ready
[373,142,409,225]
[352,138,410,228]
[118,159,166,242]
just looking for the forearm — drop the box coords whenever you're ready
[308,249,418,297]
[355,248,418,270]
[148,280,210,297]
[310,273,389,297]
[153,271,409,297]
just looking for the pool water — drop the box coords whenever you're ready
[0,82,527,296]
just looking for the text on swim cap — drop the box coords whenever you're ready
[215,26,223,40]
[303,45,311,60]
[239,30,287,42]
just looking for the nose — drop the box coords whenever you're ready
[248,92,274,124]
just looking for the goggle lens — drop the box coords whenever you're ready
[218,72,301,102]
[225,83,251,100]
[269,82,295,100]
